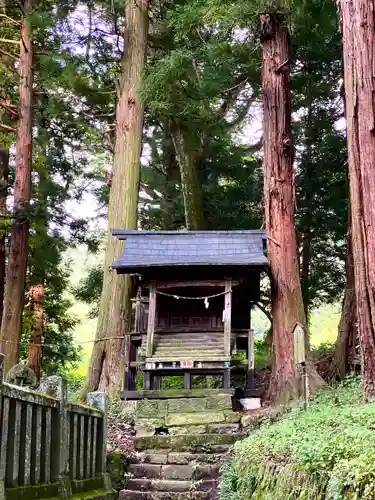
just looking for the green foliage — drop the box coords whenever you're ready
[72,264,103,319]
[221,378,375,499]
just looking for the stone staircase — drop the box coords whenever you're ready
[119,392,244,499]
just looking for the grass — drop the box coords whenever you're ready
[220,377,375,500]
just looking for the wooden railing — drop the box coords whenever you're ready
[0,354,114,499]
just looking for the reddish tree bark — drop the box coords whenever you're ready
[0,149,9,331]
[339,0,375,400]
[0,0,33,374]
[27,281,44,380]
[261,11,307,403]
[330,215,356,379]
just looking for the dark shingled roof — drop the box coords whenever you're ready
[111,230,267,271]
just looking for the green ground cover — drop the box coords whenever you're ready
[220,377,375,500]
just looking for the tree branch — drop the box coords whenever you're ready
[0,39,20,46]
[0,123,16,133]
[255,301,272,323]
[0,14,21,26]
[0,47,19,61]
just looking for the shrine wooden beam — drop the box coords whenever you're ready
[121,388,234,400]
[146,282,156,358]
[224,278,232,358]
[143,279,241,289]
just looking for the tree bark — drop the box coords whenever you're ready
[0,148,9,331]
[27,282,44,380]
[261,11,308,403]
[330,216,356,379]
[81,0,148,396]
[339,0,375,400]
[171,125,205,230]
[0,0,33,375]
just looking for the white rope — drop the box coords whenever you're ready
[155,289,231,300]
[156,288,232,310]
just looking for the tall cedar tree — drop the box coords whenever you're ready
[82,0,149,396]
[330,212,356,379]
[0,0,33,374]
[0,148,9,329]
[339,0,375,399]
[261,10,307,402]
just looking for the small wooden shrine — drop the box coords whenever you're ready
[111,230,267,400]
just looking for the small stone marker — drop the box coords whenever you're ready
[293,323,306,365]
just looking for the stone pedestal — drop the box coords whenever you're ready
[134,393,240,437]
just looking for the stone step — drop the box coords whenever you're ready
[131,451,225,465]
[135,432,239,452]
[129,462,220,481]
[126,478,217,492]
[120,491,213,499]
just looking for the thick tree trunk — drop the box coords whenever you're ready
[0,148,9,331]
[261,11,308,403]
[339,0,375,400]
[81,0,148,396]
[330,219,356,379]
[172,125,205,230]
[27,281,44,380]
[0,1,33,374]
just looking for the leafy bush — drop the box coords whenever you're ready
[220,377,375,499]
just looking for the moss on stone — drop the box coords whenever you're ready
[71,477,104,494]
[206,394,232,411]
[167,398,206,414]
[70,489,117,499]
[106,451,128,491]
[166,412,225,427]
[135,432,238,452]
[136,400,167,418]
[5,483,60,500]
[224,411,241,423]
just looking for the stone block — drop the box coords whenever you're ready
[136,400,167,418]
[167,398,206,414]
[168,425,207,435]
[129,463,162,479]
[224,411,241,423]
[207,423,239,434]
[135,432,238,452]
[127,478,192,492]
[135,418,165,437]
[161,464,194,480]
[192,464,220,480]
[206,394,232,411]
[133,452,168,464]
[166,412,225,427]
[167,452,221,465]
[119,491,211,499]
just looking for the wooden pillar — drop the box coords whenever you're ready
[143,372,151,390]
[146,282,156,358]
[224,278,232,357]
[184,372,191,389]
[134,286,142,333]
[247,304,255,390]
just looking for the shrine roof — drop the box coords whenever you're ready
[111,230,267,271]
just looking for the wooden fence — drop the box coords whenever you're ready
[0,354,116,499]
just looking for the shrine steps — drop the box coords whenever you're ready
[120,433,244,499]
